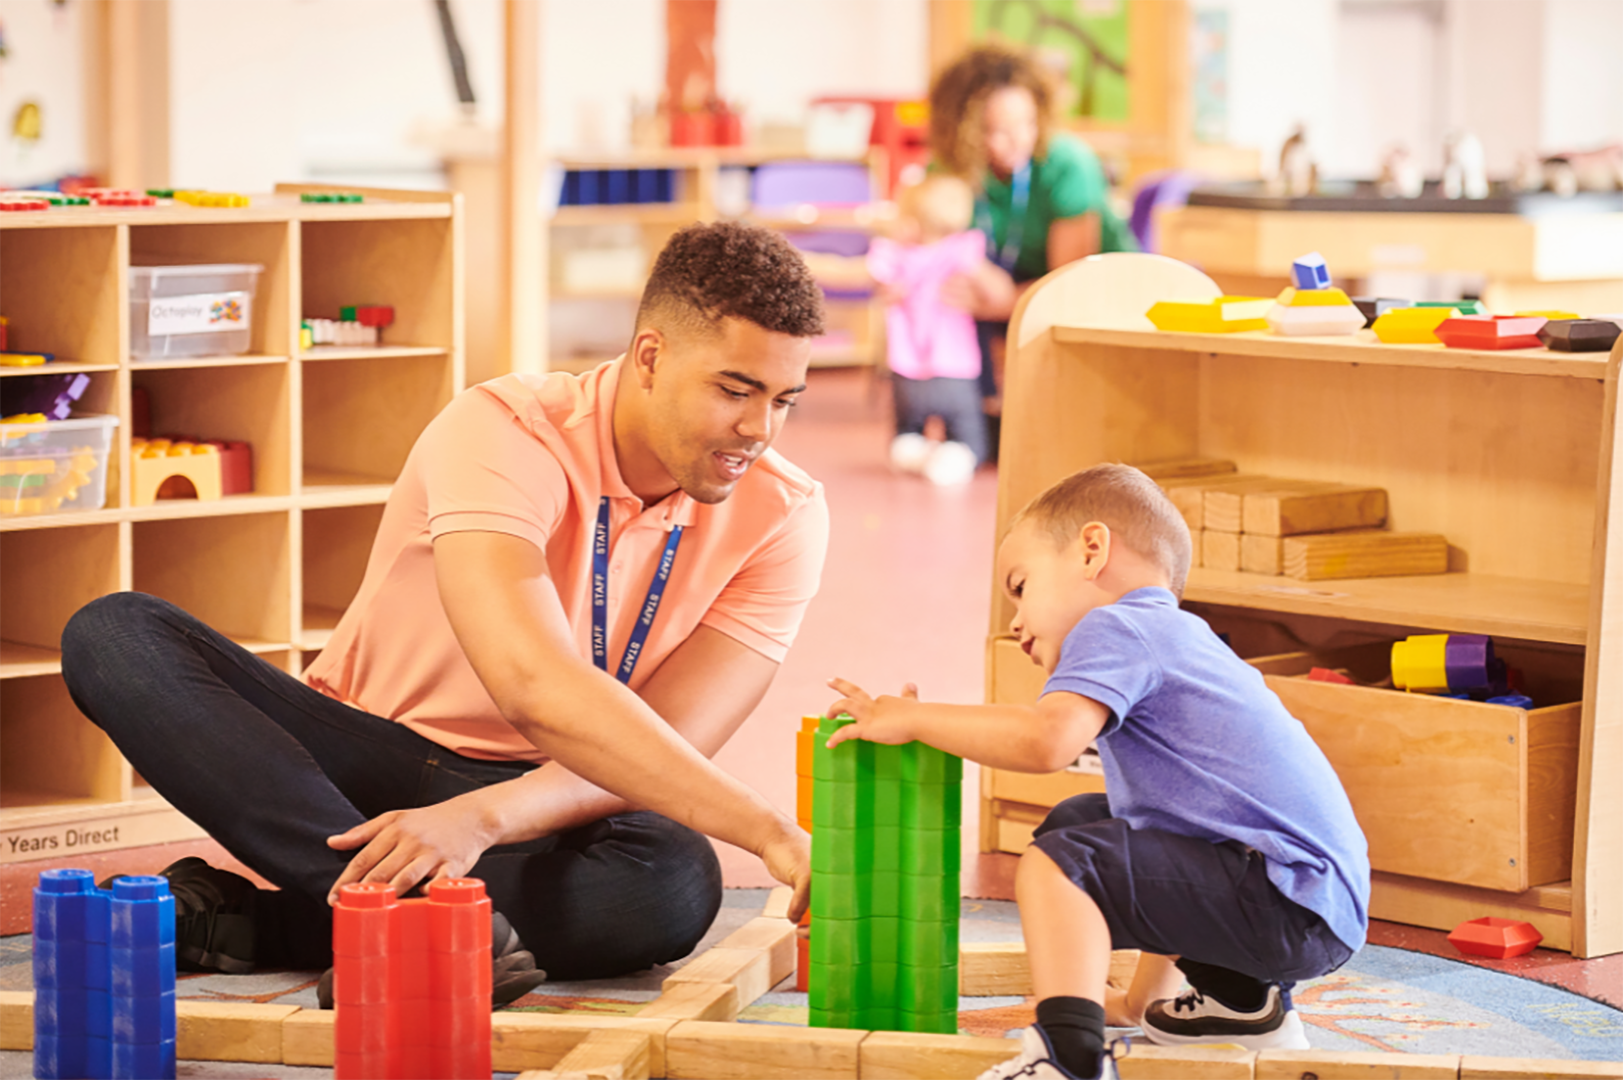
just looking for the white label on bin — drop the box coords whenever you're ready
[147,291,252,336]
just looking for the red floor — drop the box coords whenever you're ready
[5,367,1618,1009]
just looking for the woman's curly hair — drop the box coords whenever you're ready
[637,221,825,339]
[928,42,1057,179]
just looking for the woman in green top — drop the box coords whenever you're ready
[928,44,1137,446]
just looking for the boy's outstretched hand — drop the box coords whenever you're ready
[825,677,923,748]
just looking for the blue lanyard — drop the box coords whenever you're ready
[978,163,1031,274]
[591,497,683,684]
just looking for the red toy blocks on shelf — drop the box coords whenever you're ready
[1435,315,1547,350]
[1447,916,1543,958]
[334,878,492,1080]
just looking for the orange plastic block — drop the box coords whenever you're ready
[1435,315,1547,350]
[130,437,223,505]
[1371,306,1453,344]
[334,879,492,1080]
[1146,296,1272,333]
[1447,916,1543,959]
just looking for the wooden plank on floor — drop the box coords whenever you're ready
[762,885,794,920]
[491,1014,679,1077]
[0,990,32,1051]
[516,1029,652,1080]
[1460,1057,1623,1079]
[858,1030,1019,1079]
[662,946,775,1007]
[175,1000,300,1063]
[281,1008,333,1067]
[715,915,797,988]
[1254,1049,1460,1078]
[665,1019,867,1080]
[958,942,1139,997]
[1116,1044,1257,1079]
[638,981,741,1022]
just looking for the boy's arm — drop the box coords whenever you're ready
[825,677,1109,774]
[798,251,878,291]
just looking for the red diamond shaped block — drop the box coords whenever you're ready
[1447,916,1543,958]
[1435,315,1547,350]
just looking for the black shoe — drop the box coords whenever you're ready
[317,910,546,1010]
[101,857,259,975]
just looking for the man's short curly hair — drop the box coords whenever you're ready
[636,221,825,341]
[929,43,1057,179]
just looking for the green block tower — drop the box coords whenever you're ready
[807,714,962,1033]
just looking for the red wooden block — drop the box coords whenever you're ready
[1447,916,1543,958]
[1435,315,1547,350]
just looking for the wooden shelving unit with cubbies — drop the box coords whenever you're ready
[547,148,887,375]
[981,260,1623,958]
[0,185,462,863]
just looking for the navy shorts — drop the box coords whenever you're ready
[1030,794,1353,987]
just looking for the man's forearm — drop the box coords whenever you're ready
[474,764,631,847]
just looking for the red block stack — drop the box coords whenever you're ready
[333,878,492,1080]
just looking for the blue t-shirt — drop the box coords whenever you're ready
[1044,587,1370,952]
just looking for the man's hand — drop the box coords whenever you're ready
[757,820,811,923]
[326,794,497,904]
[823,677,921,749]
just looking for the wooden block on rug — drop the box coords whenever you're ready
[1282,530,1449,580]
[0,990,32,1051]
[281,1008,333,1067]
[859,1031,1020,1079]
[639,982,740,1022]
[762,885,795,920]
[715,915,797,988]
[516,1029,652,1080]
[664,1019,867,1080]
[491,1014,679,1077]
[1460,1057,1623,1079]
[958,942,1139,997]
[1255,1048,1460,1078]
[175,1000,300,1063]
[662,946,775,1007]
[1116,1044,1256,1079]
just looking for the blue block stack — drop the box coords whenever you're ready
[110,877,177,1079]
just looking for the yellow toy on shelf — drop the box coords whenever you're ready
[1145,296,1272,333]
[130,437,223,505]
[0,414,100,515]
[1371,306,1454,344]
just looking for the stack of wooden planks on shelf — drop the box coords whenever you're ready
[1141,459,1448,581]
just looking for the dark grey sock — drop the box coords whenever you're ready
[1035,996,1106,1079]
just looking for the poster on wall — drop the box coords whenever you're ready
[970,0,1130,124]
[1191,8,1229,144]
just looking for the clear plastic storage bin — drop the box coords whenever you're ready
[0,413,119,516]
[130,264,263,359]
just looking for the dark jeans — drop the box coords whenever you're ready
[60,592,723,980]
[1031,794,1354,1008]
[891,374,989,463]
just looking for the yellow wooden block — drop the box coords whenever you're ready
[1117,1044,1257,1079]
[662,946,776,1007]
[859,1031,1021,1079]
[281,1008,334,1067]
[0,990,33,1051]
[1242,484,1389,537]
[1460,1055,1623,1078]
[1255,1048,1460,1078]
[1146,296,1272,333]
[1371,306,1453,343]
[762,885,795,920]
[1135,457,1238,482]
[491,1015,679,1077]
[1240,532,1285,575]
[1282,529,1449,580]
[516,1029,653,1080]
[639,982,741,1022]
[958,942,1139,997]
[175,1000,299,1063]
[1277,286,1352,307]
[664,1019,866,1080]
[1201,530,1242,571]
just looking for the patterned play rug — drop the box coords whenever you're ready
[3,890,1620,1077]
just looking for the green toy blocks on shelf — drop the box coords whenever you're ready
[1416,298,1488,315]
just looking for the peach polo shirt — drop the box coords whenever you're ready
[302,360,829,762]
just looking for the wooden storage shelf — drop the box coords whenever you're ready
[984,265,1623,957]
[0,187,462,863]
[552,204,699,227]
[0,361,120,378]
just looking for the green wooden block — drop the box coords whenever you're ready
[900,871,960,922]
[898,962,959,1013]
[811,916,868,965]
[900,780,961,831]
[901,829,961,875]
[1416,298,1488,315]
[899,1009,959,1035]
[897,918,957,969]
[901,743,963,785]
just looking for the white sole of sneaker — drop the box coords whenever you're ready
[1141,1008,1311,1051]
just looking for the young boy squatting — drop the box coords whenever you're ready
[827,464,1370,1080]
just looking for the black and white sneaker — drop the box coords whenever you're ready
[974,1026,1120,1080]
[1141,985,1309,1049]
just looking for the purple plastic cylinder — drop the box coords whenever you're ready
[1444,633,1495,692]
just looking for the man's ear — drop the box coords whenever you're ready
[628,328,664,389]
[1078,521,1112,580]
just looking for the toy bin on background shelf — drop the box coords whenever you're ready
[0,414,119,516]
[129,264,263,360]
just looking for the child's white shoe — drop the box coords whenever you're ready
[975,1026,1118,1080]
[1140,985,1310,1049]
[889,432,933,474]
[924,439,977,486]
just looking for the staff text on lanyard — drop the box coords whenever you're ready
[591,497,683,684]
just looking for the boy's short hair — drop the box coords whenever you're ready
[898,175,975,239]
[1010,464,1193,596]
[636,221,826,341]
